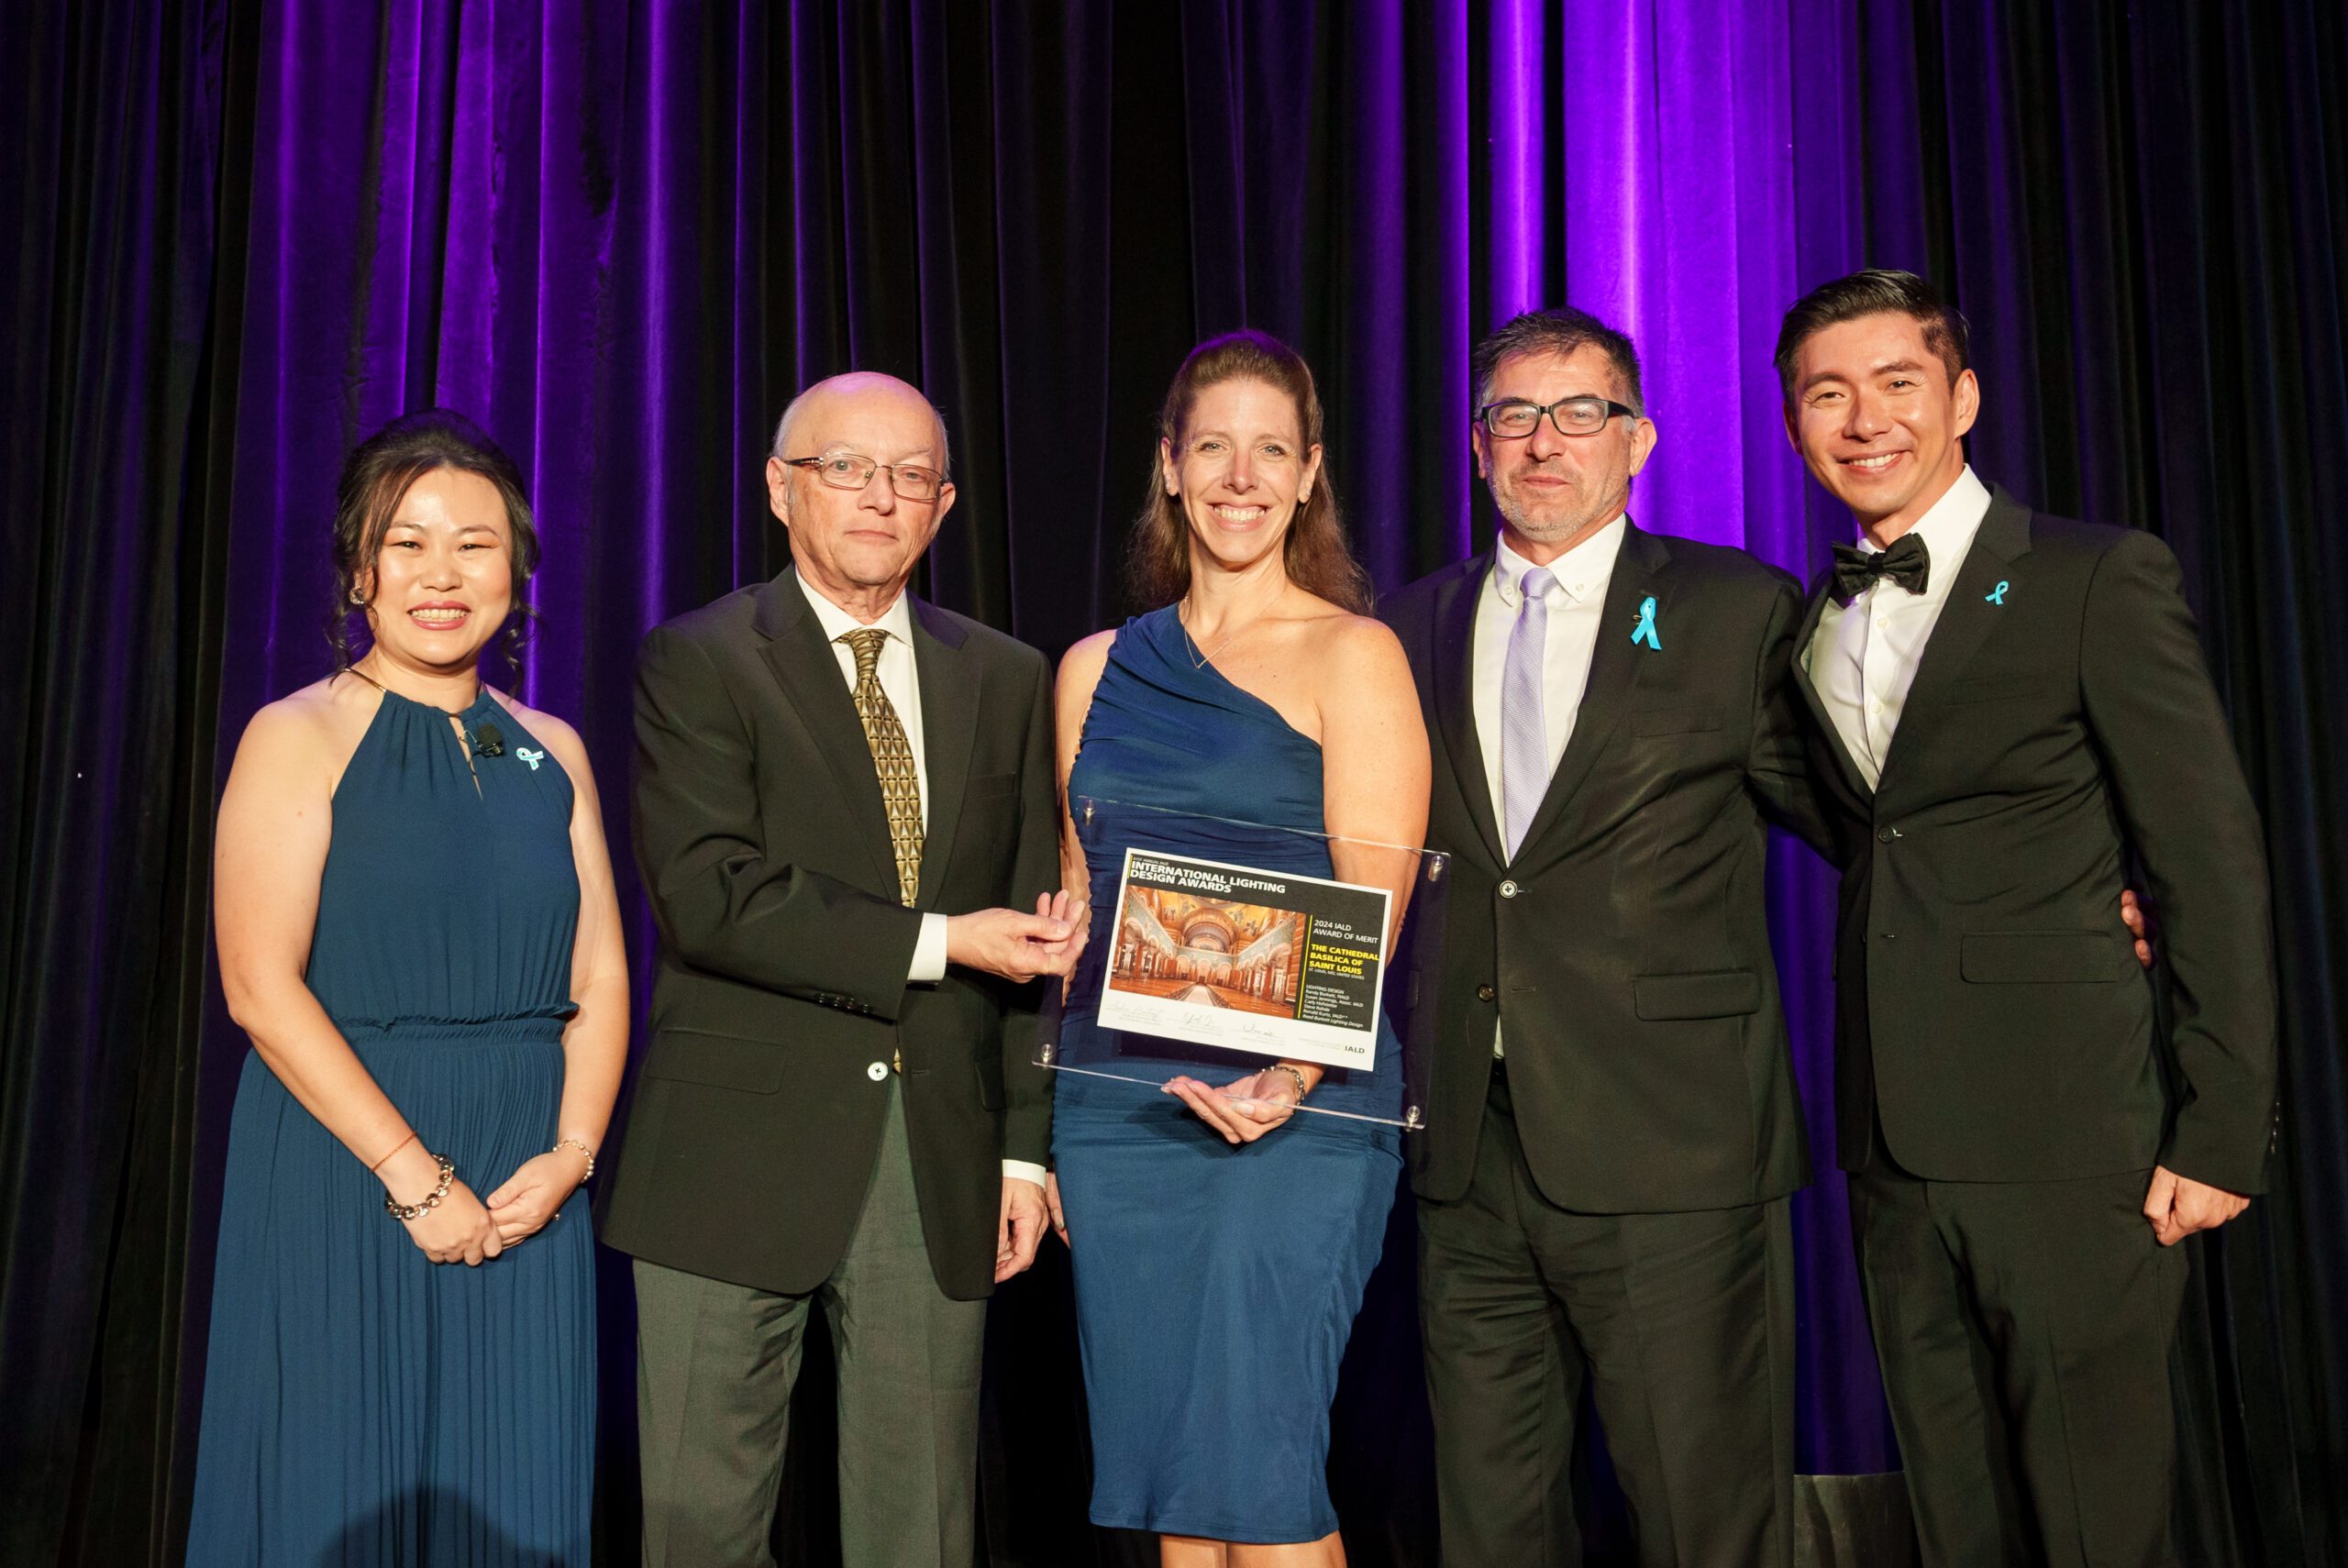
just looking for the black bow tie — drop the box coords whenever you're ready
[1832,533,1931,602]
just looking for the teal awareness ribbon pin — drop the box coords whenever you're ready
[1986,580,2010,605]
[1631,595,1661,649]
[516,746,546,771]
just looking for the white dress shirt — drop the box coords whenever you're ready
[1473,522,1627,836]
[1805,466,1992,789]
[1471,519,1626,1055]
[796,574,1047,1189]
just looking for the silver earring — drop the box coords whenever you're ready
[349,589,367,605]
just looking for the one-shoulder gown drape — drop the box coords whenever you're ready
[1054,609,1403,1544]
[186,688,594,1566]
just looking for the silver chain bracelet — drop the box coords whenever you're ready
[383,1153,455,1222]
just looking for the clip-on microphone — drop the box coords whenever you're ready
[471,721,506,758]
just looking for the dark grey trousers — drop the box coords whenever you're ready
[1418,1073,1797,1568]
[633,1079,986,1568]
[1848,1161,2187,1568]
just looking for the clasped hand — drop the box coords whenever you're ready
[947,889,1087,983]
[388,1145,589,1264]
[485,1147,592,1247]
[399,1178,502,1265]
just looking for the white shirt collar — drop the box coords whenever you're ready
[1856,464,1991,571]
[795,568,916,648]
[1492,516,1628,607]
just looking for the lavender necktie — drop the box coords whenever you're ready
[1501,565,1556,859]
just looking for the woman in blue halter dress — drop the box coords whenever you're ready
[1048,335,1431,1562]
[185,412,627,1565]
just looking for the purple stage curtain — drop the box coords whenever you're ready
[5,3,2344,1565]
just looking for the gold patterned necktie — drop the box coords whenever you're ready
[839,628,924,906]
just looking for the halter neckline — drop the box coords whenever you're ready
[345,665,499,722]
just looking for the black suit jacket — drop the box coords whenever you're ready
[1385,523,1828,1213]
[596,567,1060,1299]
[1792,487,2276,1193]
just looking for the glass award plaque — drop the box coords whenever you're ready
[1036,796,1447,1130]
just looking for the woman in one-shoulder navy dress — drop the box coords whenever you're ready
[186,412,628,1566]
[1048,335,1431,1562]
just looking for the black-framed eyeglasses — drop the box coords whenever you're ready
[1475,396,1640,439]
[781,451,947,502]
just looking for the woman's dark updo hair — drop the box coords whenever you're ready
[1126,330,1373,616]
[327,408,540,678]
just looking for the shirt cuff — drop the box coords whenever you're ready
[908,911,949,984]
[1002,1160,1049,1189]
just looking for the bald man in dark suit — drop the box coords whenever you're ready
[600,372,1079,1568]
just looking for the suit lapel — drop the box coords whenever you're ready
[1512,523,1666,857]
[1874,490,2033,800]
[907,596,978,910]
[1789,567,1877,810]
[754,569,902,894]
[1429,555,1505,868]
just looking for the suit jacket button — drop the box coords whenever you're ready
[866,1061,889,1081]
[1499,879,1521,899]
[1476,984,1496,1002]
[1876,826,1897,843]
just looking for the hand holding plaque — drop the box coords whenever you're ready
[1038,797,1446,1130]
[1163,1063,1313,1143]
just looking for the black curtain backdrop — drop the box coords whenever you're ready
[3,3,2343,1565]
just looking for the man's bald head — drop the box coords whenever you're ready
[770,371,951,479]
[763,370,959,622]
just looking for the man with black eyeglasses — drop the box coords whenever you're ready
[599,370,1080,1567]
[1383,307,1829,1566]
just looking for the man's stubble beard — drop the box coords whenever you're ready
[1493,472,1624,547]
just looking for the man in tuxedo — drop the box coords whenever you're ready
[1383,306,1828,1567]
[1776,269,2276,1566]
[597,371,1077,1568]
